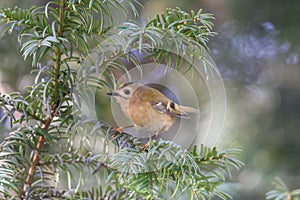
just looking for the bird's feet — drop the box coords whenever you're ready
[142,141,150,151]
[113,127,124,133]
[142,132,159,151]
[113,125,135,133]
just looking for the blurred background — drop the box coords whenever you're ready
[0,0,299,199]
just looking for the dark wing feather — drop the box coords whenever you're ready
[151,101,190,118]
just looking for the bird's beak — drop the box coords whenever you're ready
[107,92,120,96]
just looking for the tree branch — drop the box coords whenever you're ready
[21,0,66,198]
[22,117,51,199]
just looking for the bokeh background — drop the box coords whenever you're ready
[0,0,299,199]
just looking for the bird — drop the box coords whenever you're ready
[107,82,199,149]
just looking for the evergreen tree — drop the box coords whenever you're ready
[0,1,243,199]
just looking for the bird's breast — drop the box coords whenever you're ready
[127,86,177,134]
[128,102,176,133]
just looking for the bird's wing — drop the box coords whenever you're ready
[151,101,191,118]
[144,86,199,119]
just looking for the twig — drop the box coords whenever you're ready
[22,117,51,199]
[21,0,65,198]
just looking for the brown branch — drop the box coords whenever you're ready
[21,1,66,198]
[22,117,51,199]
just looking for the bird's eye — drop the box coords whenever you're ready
[124,89,130,95]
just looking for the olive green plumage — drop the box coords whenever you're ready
[108,82,199,136]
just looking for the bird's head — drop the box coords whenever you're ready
[107,82,141,104]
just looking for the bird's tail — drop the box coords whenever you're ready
[174,104,199,119]
[180,105,199,113]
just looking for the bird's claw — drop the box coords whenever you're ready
[142,141,150,151]
[113,127,124,133]
[142,143,149,151]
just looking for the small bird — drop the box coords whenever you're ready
[107,82,199,149]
